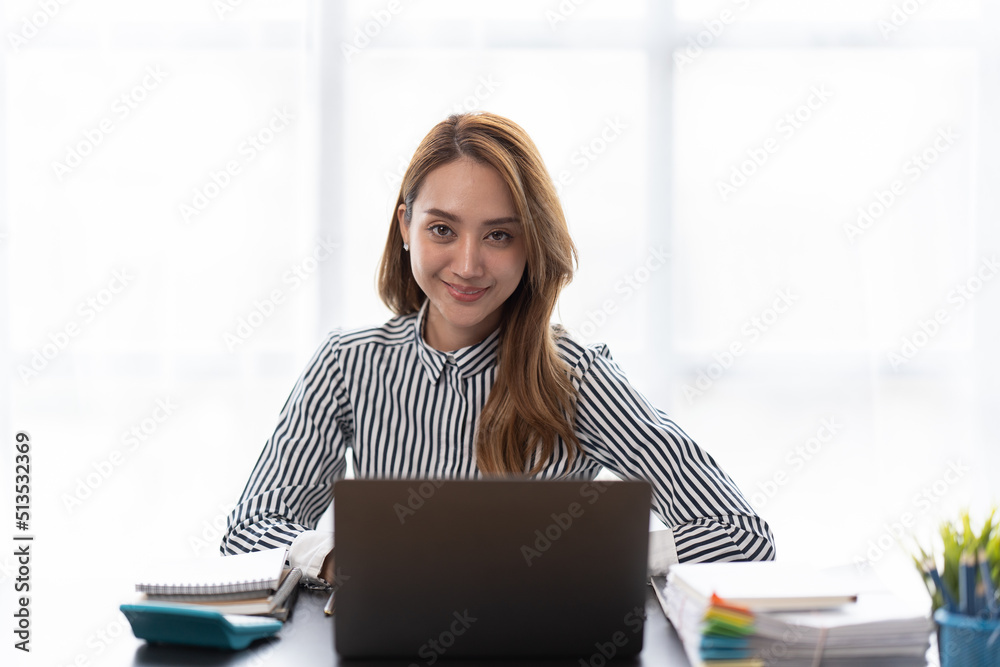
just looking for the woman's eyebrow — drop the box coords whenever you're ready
[423,207,520,227]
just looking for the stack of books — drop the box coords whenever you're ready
[654,562,933,666]
[134,547,301,621]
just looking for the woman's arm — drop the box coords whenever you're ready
[221,331,353,573]
[569,342,776,563]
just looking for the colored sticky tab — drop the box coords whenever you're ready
[710,592,754,615]
[700,635,751,649]
[699,648,764,665]
[705,605,753,625]
[703,618,754,637]
[702,592,756,638]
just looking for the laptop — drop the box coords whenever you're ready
[333,478,651,659]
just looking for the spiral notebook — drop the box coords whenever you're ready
[135,547,288,598]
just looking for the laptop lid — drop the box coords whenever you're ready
[333,478,651,659]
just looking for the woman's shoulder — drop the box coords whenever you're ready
[550,323,613,372]
[322,311,419,352]
[297,313,418,388]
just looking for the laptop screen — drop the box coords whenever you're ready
[333,478,651,659]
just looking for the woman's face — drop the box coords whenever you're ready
[398,157,527,352]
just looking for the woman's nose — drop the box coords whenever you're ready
[453,236,485,278]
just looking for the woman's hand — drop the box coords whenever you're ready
[320,547,336,586]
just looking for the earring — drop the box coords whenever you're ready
[403,243,409,251]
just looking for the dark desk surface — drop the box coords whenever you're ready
[126,584,692,666]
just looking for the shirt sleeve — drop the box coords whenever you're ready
[570,342,776,563]
[221,331,353,560]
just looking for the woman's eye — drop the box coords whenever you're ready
[487,230,512,242]
[430,224,452,237]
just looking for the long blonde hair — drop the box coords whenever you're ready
[377,112,580,475]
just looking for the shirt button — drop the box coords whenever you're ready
[446,354,456,365]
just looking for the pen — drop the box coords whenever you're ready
[979,548,998,619]
[324,587,336,616]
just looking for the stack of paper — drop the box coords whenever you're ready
[655,562,933,666]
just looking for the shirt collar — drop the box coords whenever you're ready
[412,300,501,384]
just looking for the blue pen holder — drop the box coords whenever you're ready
[935,608,1000,667]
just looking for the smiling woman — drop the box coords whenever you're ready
[222,112,776,585]
[380,113,579,477]
[396,158,527,351]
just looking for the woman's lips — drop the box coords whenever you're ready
[444,281,489,302]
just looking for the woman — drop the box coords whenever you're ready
[221,112,775,584]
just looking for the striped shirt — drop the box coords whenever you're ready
[222,300,775,564]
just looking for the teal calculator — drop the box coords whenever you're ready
[120,602,283,650]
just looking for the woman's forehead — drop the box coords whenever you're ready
[414,159,517,218]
